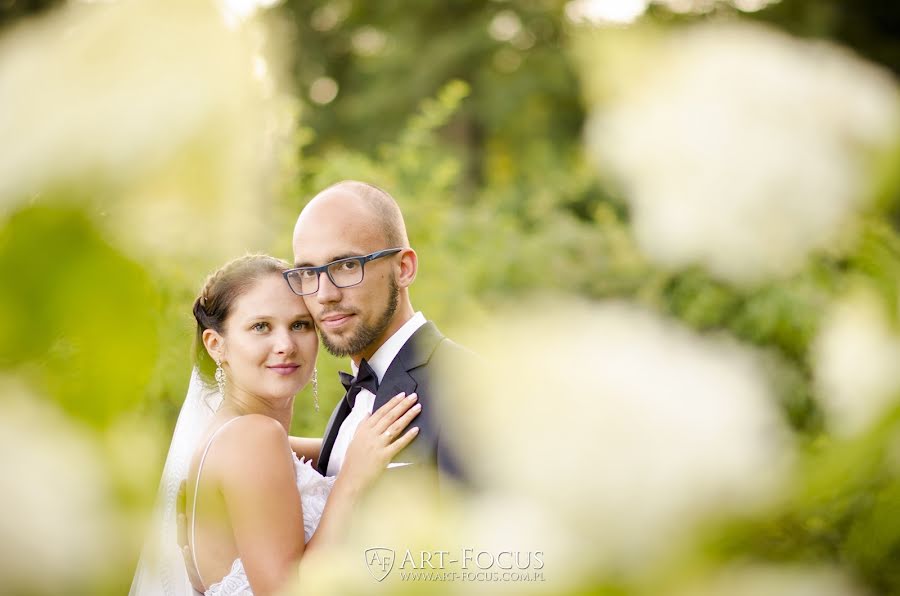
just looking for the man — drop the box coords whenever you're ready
[287,180,465,479]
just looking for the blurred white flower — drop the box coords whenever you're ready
[219,0,282,28]
[0,0,295,261]
[447,494,581,594]
[489,10,524,42]
[674,564,866,596]
[0,387,118,592]
[813,290,900,437]
[288,476,577,595]
[585,23,900,285]
[445,296,792,574]
[658,0,780,13]
[564,0,780,25]
[309,76,340,105]
[352,26,388,57]
[565,0,649,25]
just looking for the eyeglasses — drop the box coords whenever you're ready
[283,248,403,296]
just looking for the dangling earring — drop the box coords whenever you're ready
[312,367,319,412]
[215,358,226,395]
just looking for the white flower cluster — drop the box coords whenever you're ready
[0,0,293,261]
[443,297,792,574]
[586,22,900,285]
[0,387,118,593]
[813,290,900,437]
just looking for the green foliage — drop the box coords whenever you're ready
[0,201,159,426]
[709,406,900,594]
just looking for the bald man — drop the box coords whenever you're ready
[288,180,466,480]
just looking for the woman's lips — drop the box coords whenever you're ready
[320,313,353,330]
[268,364,300,376]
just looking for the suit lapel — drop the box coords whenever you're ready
[316,396,351,475]
[320,321,446,474]
[373,321,445,410]
[374,369,417,412]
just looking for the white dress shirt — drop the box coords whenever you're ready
[325,312,427,476]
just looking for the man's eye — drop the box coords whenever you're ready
[339,260,359,271]
[298,269,317,280]
[252,322,269,332]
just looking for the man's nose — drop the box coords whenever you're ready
[315,271,341,303]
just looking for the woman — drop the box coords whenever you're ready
[131,255,420,596]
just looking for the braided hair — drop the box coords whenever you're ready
[192,254,291,385]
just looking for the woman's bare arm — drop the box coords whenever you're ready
[288,436,322,468]
[219,415,305,596]
[216,395,420,594]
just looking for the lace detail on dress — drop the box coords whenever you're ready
[205,559,250,596]
[294,455,335,542]
[201,453,335,595]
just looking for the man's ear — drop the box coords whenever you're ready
[202,328,225,364]
[396,248,418,288]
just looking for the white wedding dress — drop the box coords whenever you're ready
[130,369,335,596]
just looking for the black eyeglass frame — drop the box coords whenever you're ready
[283,248,403,296]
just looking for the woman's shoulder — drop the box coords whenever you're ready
[203,415,291,475]
[222,414,287,438]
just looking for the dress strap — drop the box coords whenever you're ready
[190,416,241,592]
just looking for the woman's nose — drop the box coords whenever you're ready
[273,330,296,354]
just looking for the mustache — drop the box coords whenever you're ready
[316,306,359,319]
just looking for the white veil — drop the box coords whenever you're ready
[130,367,222,596]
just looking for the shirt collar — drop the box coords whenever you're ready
[350,312,427,382]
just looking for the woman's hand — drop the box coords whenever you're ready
[340,392,421,494]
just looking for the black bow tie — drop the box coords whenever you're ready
[339,359,379,406]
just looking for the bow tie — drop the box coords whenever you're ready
[339,359,379,406]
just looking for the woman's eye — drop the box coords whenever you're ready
[252,322,269,332]
[292,320,310,330]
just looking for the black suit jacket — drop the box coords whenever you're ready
[317,320,466,479]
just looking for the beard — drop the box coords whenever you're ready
[320,276,399,358]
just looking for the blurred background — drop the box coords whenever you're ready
[1,0,899,594]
